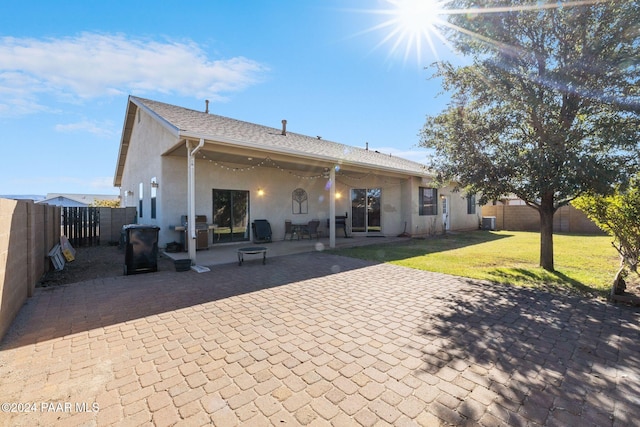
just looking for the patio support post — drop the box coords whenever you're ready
[186,138,205,263]
[329,166,336,248]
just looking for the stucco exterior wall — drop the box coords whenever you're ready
[157,156,414,245]
[446,190,482,231]
[125,148,481,246]
[150,159,478,246]
[405,179,481,237]
[118,107,173,230]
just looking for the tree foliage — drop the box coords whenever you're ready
[573,174,640,294]
[91,199,120,208]
[420,0,640,270]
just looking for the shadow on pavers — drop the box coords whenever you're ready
[0,252,377,350]
[416,280,640,425]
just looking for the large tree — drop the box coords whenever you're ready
[420,0,640,271]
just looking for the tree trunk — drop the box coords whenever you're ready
[612,261,626,298]
[539,193,555,271]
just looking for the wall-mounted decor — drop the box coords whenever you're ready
[292,188,308,214]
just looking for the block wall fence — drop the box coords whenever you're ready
[1,201,137,341]
[481,204,602,234]
[0,199,61,341]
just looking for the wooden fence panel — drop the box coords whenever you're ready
[62,207,100,246]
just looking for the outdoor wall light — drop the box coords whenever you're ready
[125,190,134,196]
[257,188,265,196]
[151,181,159,188]
[335,192,342,199]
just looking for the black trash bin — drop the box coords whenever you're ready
[123,225,160,275]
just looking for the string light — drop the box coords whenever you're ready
[195,154,415,186]
[197,155,331,179]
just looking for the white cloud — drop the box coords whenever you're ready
[54,120,116,138]
[0,33,269,115]
[88,176,120,193]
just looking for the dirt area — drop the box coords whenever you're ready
[38,244,176,287]
[36,244,640,306]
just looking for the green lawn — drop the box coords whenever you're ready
[332,231,619,297]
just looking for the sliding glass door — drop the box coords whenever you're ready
[351,188,381,233]
[212,189,250,243]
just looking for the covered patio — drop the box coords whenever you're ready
[161,132,423,263]
[163,234,410,268]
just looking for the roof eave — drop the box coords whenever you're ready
[178,130,433,178]
[114,96,181,187]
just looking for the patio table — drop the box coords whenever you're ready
[290,223,308,240]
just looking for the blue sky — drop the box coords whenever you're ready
[0,0,458,197]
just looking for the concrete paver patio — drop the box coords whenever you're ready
[1,250,639,426]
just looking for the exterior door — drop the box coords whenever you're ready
[212,189,250,243]
[351,188,381,234]
[442,195,451,231]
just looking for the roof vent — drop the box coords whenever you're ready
[205,100,209,114]
[281,119,287,136]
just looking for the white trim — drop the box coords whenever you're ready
[330,167,336,248]
[186,138,205,262]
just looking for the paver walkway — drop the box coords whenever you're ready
[1,251,639,426]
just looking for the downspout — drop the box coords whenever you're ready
[329,166,336,249]
[187,138,205,263]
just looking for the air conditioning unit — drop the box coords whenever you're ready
[482,216,496,231]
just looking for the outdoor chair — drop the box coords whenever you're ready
[284,220,294,240]
[251,219,272,243]
[301,220,320,239]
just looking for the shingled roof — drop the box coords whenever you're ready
[120,96,431,179]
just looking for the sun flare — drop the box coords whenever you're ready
[371,0,451,64]
[352,0,602,66]
[395,0,442,32]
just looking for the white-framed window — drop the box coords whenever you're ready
[139,182,144,218]
[151,177,157,219]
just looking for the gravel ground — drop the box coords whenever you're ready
[37,244,176,287]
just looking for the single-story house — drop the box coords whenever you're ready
[36,193,120,207]
[114,96,480,260]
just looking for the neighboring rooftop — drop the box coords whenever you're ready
[0,195,45,201]
[37,193,120,206]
